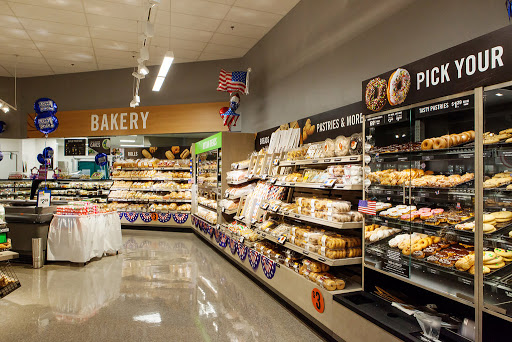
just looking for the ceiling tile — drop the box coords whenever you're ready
[197,52,235,61]
[210,32,258,49]
[0,15,23,29]
[11,69,55,77]
[95,48,138,60]
[156,11,221,32]
[83,0,142,21]
[7,0,85,12]
[9,3,87,25]
[96,55,136,67]
[28,31,92,47]
[0,54,47,65]
[92,38,139,52]
[0,1,14,15]
[89,27,139,43]
[96,62,132,70]
[216,21,270,39]
[207,0,236,5]
[155,24,213,42]
[51,64,98,74]
[0,37,38,49]
[0,67,11,77]
[0,61,51,71]
[0,46,41,57]
[233,0,300,15]
[86,14,138,33]
[149,46,201,61]
[40,50,95,62]
[203,43,247,57]
[225,6,282,27]
[173,57,197,64]
[171,0,231,20]
[0,27,30,40]
[47,59,96,68]
[151,36,207,52]
[35,41,91,53]
[18,18,90,37]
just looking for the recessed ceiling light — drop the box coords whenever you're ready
[496,93,504,96]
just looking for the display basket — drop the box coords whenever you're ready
[0,261,21,298]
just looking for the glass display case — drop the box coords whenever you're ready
[40,180,113,203]
[364,93,478,307]
[195,150,221,225]
[0,180,32,201]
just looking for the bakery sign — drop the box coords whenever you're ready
[27,102,228,138]
[362,24,512,114]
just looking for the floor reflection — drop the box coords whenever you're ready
[0,230,324,342]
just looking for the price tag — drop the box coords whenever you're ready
[303,250,309,255]
[269,178,277,184]
[271,205,280,212]
[262,174,267,180]
[323,158,331,162]
[273,160,279,166]
[277,235,287,244]
[239,236,245,243]
[251,218,257,225]
[37,190,51,208]
[238,215,245,221]
[261,203,269,210]
[221,207,226,213]
[323,178,336,187]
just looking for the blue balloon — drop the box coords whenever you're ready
[34,98,57,115]
[95,153,108,166]
[37,153,45,164]
[0,121,6,133]
[35,113,59,135]
[43,146,54,159]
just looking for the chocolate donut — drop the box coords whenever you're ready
[365,77,387,111]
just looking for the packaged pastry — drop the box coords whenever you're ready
[323,138,335,157]
[335,135,350,156]
[349,133,363,155]
[302,259,329,273]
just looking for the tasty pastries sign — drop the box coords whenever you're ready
[363,25,512,114]
[27,102,228,138]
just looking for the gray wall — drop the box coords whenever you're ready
[0,76,22,138]
[5,0,511,138]
[242,0,509,132]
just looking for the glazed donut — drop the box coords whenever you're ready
[451,134,461,145]
[411,244,422,252]
[418,238,429,249]
[468,130,475,140]
[433,138,446,149]
[421,139,434,150]
[365,77,388,111]
[441,135,451,147]
[450,135,458,146]
[402,247,412,256]
[387,68,411,106]
[460,132,470,143]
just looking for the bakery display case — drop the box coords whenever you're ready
[108,158,193,227]
[0,180,32,201]
[363,94,479,306]
[39,180,113,203]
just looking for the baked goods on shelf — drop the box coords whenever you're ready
[113,158,191,169]
[198,196,217,209]
[483,172,512,188]
[368,168,474,188]
[108,190,192,200]
[421,130,475,150]
[225,222,259,241]
[379,205,473,226]
[197,208,217,224]
[483,131,512,145]
[299,259,346,291]
[276,197,363,223]
[370,142,422,154]
[225,183,256,199]
[365,225,400,243]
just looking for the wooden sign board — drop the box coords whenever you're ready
[27,102,229,138]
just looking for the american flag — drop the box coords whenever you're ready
[217,69,250,94]
[358,200,377,215]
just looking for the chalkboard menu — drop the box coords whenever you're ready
[65,139,86,156]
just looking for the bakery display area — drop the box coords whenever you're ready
[39,180,112,203]
[0,180,32,201]
[109,157,193,227]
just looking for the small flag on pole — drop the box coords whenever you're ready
[358,200,377,215]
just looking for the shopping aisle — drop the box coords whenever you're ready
[0,230,325,342]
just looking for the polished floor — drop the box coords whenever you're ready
[1,230,325,342]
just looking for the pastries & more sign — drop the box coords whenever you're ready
[362,25,512,114]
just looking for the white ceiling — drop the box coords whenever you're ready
[0,0,300,77]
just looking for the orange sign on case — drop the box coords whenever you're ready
[311,288,325,313]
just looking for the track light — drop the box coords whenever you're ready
[145,22,154,38]
[132,71,145,79]
[2,107,8,113]
[149,0,161,5]
[139,46,149,61]
[138,64,149,75]
[130,96,139,108]
[152,51,174,91]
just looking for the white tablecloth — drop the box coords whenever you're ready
[47,212,122,263]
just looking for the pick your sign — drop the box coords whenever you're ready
[91,112,149,132]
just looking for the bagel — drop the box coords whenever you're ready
[452,134,461,145]
[460,132,470,143]
[433,138,447,149]
[421,139,434,150]
[441,135,451,147]
[468,130,475,140]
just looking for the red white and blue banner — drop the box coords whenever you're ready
[261,255,277,279]
[219,232,228,248]
[229,237,237,254]
[248,249,261,270]
[237,242,248,261]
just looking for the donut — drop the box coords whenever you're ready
[418,239,429,249]
[468,130,475,140]
[441,135,451,147]
[460,132,470,143]
[365,77,388,111]
[450,136,458,146]
[433,138,446,149]
[402,247,412,256]
[421,139,434,150]
[387,68,411,106]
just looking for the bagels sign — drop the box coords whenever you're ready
[362,25,512,114]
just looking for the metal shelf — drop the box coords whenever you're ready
[274,181,362,191]
[110,187,190,192]
[0,251,18,262]
[268,209,363,229]
[198,202,217,211]
[255,229,362,267]
[192,213,217,227]
[108,198,191,203]
[115,167,191,171]
[221,207,238,215]
[279,155,362,167]
[112,177,191,181]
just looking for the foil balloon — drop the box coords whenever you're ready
[34,98,57,115]
[230,93,240,111]
[35,113,59,135]
[37,153,45,165]
[508,0,512,21]
[0,121,6,134]
[219,107,229,116]
[42,146,54,159]
[95,152,108,166]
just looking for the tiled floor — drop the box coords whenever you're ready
[0,229,325,342]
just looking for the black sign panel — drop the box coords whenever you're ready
[123,146,192,160]
[88,138,111,155]
[367,110,409,128]
[64,139,86,156]
[255,101,365,151]
[382,249,410,279]
[414,95,473,119]
[362,25,512,114]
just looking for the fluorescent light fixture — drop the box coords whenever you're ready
[149,0,161,5]
[152,51,174,92]
[133,313,161,324]
[139,46,149,61]
[120,139,136,143]
[120,144,147,148]
[144,22,154,38]
[138,64,149,75]
[132,71,145,80]
[2,107,8,113]
[496,92,504,96]
[0,103,3,109]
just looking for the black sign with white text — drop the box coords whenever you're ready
[362,25,512,114]
[64,139,86,156]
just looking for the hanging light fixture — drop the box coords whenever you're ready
[153,3,173,92]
